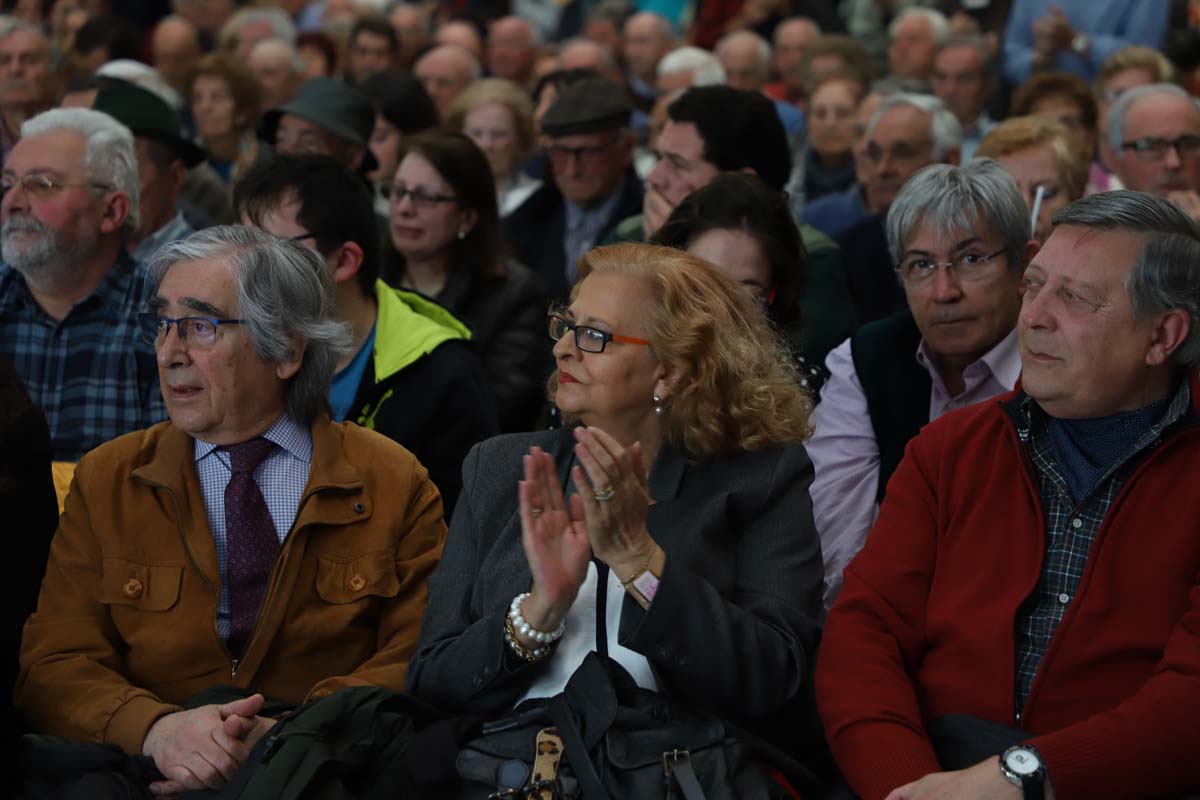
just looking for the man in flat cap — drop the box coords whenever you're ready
[93,80,208,263]
[504,77,643,298]
[259,77,377,176]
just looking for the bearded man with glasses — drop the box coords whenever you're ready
[0,107,165,461]
[807,159,1035,618]
[1107,83,1200,224]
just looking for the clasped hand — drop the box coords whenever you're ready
[517,427,657,631]
[143,693,278,796]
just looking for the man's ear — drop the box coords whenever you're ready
[98,191,132,235]
[330,240,365,285]
[168,160,189,200]
[1146,308,1191,367]
[276,335,307,381]
[347,143,366,172]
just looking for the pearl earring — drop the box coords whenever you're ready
[653,394,664,415]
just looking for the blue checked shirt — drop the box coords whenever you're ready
[194,414,313,642]
[1012,380,1191,717]
[0,252,166,462]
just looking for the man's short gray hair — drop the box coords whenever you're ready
[657,46,726,86]
[149,226,352,422]
[0,18,60,70]
[888,7,950,45]
[866,92,962,160]
[219,7,297,49]
[250,37,304,74]
[1107,82,1200,153]
[715,30,772,75]
[21,108,140,234]
[886,158,1031,270]
[1052,191,1200,368]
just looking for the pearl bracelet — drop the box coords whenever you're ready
[508,592,567,645]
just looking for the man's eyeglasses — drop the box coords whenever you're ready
[547,313,650,353]
[1120,135,1200,162]
[1,174,113,198]
[544,136,621,166]
[138,313,245,348]
[896,248,1007,287]
[386,184,458,208]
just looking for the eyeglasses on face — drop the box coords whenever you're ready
[386,184,458,208]
[543,136,621,165]
[0,173,113,199]
[1120,134,1200,162]
[547,313,650,353]
[138,313,245,348]
[896,248,1007,287]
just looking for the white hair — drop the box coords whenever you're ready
[866,92,962,161]
[21,108,140,233]
[0,17,59,69]
[1108,82,1200,152]
[889,7,950,45]
[657,46,726,86]
[219,7,297,48]
[715,30,772,74]
[249,37,304,74]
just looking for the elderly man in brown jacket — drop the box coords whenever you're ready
[16,226,446,795]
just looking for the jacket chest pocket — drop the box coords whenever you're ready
[98,558,184,611]
[315,551,400,604]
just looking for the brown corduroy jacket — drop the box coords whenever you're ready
[16,415,446,756]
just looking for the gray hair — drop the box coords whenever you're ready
[219,7,297,49]
[715,30,772,75]
[560,36,617,73]
[866,92,962,160]
[1052,191,1200,367]
[0,17,60,70]
[149,226,352,422]
[658,46,726,86]
[1107,82,1200,152]
[21,108,140,234]
[886,158,1031,270]
[250,37,304,74]
[626,10,674,41]
[888,7,950,45]
[935,33,993,75]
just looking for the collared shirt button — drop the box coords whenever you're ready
[349,574,367,591]
[1071,518,1083,529]
[1058,593,1070,604]
[123,578,143,598]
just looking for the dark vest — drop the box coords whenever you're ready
[850,309,932,501]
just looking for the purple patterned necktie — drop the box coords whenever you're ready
[222,437,279,655]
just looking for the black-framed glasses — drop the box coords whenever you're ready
[547,313,650,354]
[386,184,458,208]
[896,248,1007,287]
[138,313,246,348]
[1120,134,1200,162]
[0,173,113,198]
[543,135,621,165]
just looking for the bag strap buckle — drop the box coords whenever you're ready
[662,749,706,800]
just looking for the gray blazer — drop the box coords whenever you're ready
[406,427,823,727]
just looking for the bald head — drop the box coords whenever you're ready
[774,17,819,91]
[716,30,771,92]
[415,43,480,119]
[152,16,201,93]
[487,16,537,84]
[623,12,675,84]
[559,37,620,82]
[436,20,483,59]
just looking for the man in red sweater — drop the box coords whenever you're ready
[816,189,1200,800]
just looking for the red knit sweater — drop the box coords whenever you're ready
[816,382,1200,800]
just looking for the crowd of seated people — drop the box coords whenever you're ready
[2,1,1200,797]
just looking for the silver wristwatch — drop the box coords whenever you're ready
[1000,745,1045,799]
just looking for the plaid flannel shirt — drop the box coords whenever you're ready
[0,252,166,462]
[1012,380,1192,717]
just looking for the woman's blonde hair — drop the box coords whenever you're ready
[552,243,813,457]
[976,114,1089,201]
[445,77,536,163]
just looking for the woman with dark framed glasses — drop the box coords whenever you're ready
[381,131,549,431]
[408,243,823,777]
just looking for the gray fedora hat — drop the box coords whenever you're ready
[258,77,378,172]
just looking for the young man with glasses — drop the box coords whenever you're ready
[0,107,165,461]
[233,153,498,514]
[504,77,643,299]
[1108,83,1200,223]
[807,159,1034,617]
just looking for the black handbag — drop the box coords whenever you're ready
[456,652,811,799]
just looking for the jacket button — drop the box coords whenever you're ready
[349,574,367,592]
[353,502,365,513]
[123,578,143,599]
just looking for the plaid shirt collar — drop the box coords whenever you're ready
[0,248,140,319]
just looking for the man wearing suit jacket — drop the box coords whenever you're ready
[504,78,644,299]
